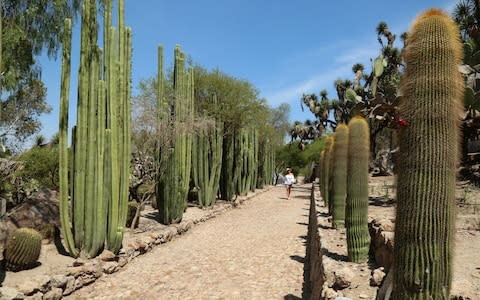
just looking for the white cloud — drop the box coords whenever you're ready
[263,64,351,105]
[335,46,379,64]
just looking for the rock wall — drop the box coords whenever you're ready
[304,183,325,299]
[0,187,272,300]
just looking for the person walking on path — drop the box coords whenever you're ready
[284,168,296,200]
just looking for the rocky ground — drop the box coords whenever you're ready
[63,184,310,300]
[316,175,480,300]
[1,175,478,299]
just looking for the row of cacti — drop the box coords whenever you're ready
[319,117,370,263]
[218,127,269,201]
[59,0,131,257]
[317,10,461,298]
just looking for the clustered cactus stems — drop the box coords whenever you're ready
[219,132,236,201]
[256,138,276,188]
[192,95,223,207]
[59,0,132,257]
[331,124,348,228]
[156,45,194,224]
[5,228,42,271]
[345,116,371,263]
[393,9,463,299]
[237,128,258,195]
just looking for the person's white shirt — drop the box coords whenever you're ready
[285,173,295,185]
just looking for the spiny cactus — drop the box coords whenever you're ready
[393,9,463,299]
[321,136,334,209]
[331,125,349,228]
[5,228,42,271]
[345,116,371,263]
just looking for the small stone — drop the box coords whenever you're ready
[321,285,337,299]
[17,275,50,295]
[334,267,355,289]
[62,276,76,296]
[66,266,84,277]
[102,261,119,274]
[142,236,154,247]
[0,287,25,300]
[98,250,116,261]
[72,258,87,267]
[49,274,68,289]
[117,257,128,268]
[370,267,386,286]
[359,294,369,299]
[42,288,63,300]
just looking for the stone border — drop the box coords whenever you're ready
[0,186,273,300]
[303,183,325,299]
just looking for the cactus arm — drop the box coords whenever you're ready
[59,18,78,257]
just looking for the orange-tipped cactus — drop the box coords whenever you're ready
[393,9,463,299]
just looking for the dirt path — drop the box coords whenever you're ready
[65,183,311,300]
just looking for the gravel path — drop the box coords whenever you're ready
[66,183,311,300]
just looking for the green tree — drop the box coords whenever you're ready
[0,0,82,148]
[18,143,59,190]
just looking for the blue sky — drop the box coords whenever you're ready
[37,0,456,143]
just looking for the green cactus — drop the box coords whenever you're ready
[220,132,236,201]
[331,125,349,228]
[393,9,463,299]
[321,136,334,210]
[345,116,371,263]
[5,228,42,271]
[59,0,131,257]
[192,96,224,207]
[156,45,194,224]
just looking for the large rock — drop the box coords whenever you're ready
[2,188,60,237]
[369,218,395,270]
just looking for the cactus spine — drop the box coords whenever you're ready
[5,228,42,271]
[345,116,370,263]
[156,45,194,224]
[59,0,131,257]
[331,125,348,228]
[192,95,223,207]
[393,9,463,299]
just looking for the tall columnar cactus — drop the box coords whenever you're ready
[156,45,194,224]
[393,9,463,299]
[192,96,224,207]
[321,136,334,210]
[319,149,324,198]
[220,131,236,201]
[331,125,348,228]
[5,228,42,271]
[59,0,132,257]
[345,116,371,263]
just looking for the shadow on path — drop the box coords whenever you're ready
[283,294,302,300]
[321,247,348,262]
[290,255,305,264]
